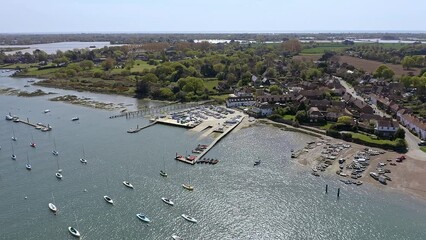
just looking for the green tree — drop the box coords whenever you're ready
[295,110,307,123]
[374,65,395,79]
[337,116,352,125]
[141,73,159,83]
[394,128,405,139]
[402,56,415,70]
[79,60,94,70]
[178,77,205,95]
[101,58,116,71]
[269,85,282,95]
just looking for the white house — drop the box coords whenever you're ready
[226,96,255,108]
[399,113,426,140]
[374,119,399,138]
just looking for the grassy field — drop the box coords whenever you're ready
[337,55,421,76]
[204,79,219,92]
[320,122,334,130]
[351,132,397,146]
[131,60,155,73]
[210,94,229,103]
[301,43,350,54]
[283,115,295,121]
[420,146,426,153]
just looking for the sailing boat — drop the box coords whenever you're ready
[55,156,63,179]
[68,214,81,238]
[48,193,58,213]
[11,126,17,141]
[26,153,32,170]
[182,175,194,191]
[30,134,36,148]
[160,156,168,177]
[11,142,17,160]
[104,178,114,204]
[52,138,59,156]
[123,163,134,189]
[79,146,87,164]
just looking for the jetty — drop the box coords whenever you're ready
[6,116,52,131]
[175,116,244,165]
[127,122,157,133]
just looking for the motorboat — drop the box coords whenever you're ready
[44,109,50,113]
[136,213,151,223]
[172,234,183,240]
[26,164,32,170]
[181,214,197,223]
[104,196,114,204]
[30,142,36,148]
[5,114,13,120]
[182,184,194,191]
[52,150,59,156]
[161,197,174,206]
[48,203,58,212]
[55,172,63,179]
[123,181,134,189]
[12,136,17,141]
[71,117,79,121]
[254,160,261,166]
[68,227,81,238]
[80,158,87,164]
[160,170,168,177]
[11,154,17,160]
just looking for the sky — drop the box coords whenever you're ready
[1,0,425,33]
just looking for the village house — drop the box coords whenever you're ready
[374,119,399,138]
[256,93,296,104]
[399,113,426,140]
[226,95,255,108]
[249,102,273,117]
[307,107,324,122]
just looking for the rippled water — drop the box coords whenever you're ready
[1,95,426,240]
[1,42,122,55]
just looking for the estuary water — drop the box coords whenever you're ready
[1,94,426,239]
[1,42,122,55]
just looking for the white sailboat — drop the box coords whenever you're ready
[68,214,81,238]
[48,193,58,213]
[160,156,168,177]
[52,138,59,156]
[181,214,197,223]
[25,153,32,170]
[11,142,17,160]
[182,175,194,191]
[104,178,114,204]
[79,147,87,164]
[11,126,17,141]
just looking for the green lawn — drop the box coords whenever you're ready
[420,146,426,153]
[283,115,295,121]
[204,79,219,92]
[210,94,229,102]
[351,133,397,146]
[301,43,350,54]
[320,122,334,130]
[130,60,155,73]
[0,63,35,69]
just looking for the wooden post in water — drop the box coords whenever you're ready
[325,184,328,194]
[337,188,340,198]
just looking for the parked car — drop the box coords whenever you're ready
[418,141,426,146]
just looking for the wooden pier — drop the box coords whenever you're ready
[7,117,52,131]
[127,122,157,133]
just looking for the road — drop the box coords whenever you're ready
[337,77,426,160]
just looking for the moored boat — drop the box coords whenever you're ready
[254,160,261,166]
[68,227,81,238]
[11,154,17,160]
[52,150,59,156]
[160,170,168,177]
[136,213,151,223]
[172,234,183,240]
[80,158,87,164]
[104,195,114,204]
[181,214,197,223]
[182,184,193,191]
[161,197,174,206]
[5,113,13,120]
[71,117,79,121]
[55,172,63,179]
[123,181,134,189]
[48,203,58,212]
[26,164,32,170]
[44,109,50,113]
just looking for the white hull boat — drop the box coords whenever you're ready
[181,214,197,223]
[48,203,58,212]
[172,234,183,240]
[56,172,63,179]
[68,227,81,238]
[182,184,193,191]
[136,213,151,223]
[123,181,134,189]
[26,164,32,170]
[80,158,87,164]
[104,196,114,204]
[161,197,174,206]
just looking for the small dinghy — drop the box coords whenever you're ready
[11,154,17,160]
[52,150,59,156]
[26,164,32,170]
[71,117,79,121]
[79,158,87,164]
[55,172,63,179]
[160,170,168,177]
